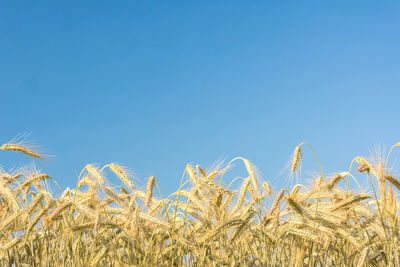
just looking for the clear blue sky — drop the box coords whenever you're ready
[1,1,400,194]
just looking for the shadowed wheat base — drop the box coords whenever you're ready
[0,141,399,266]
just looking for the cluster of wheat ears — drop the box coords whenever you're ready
[0,141,399,266]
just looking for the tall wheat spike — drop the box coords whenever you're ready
[145,176,155,207]
[291,145,302,172]
[232,178,251,214]
[0,143,42,159]
[385,175,400,191]
[85,165,104,184]
[109,163,135,190]
[243,159,259,193]
[262,181,272,196]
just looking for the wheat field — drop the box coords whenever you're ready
[0,141,399,266]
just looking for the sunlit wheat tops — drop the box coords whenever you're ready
[108,163,135,189]
[145,176,155,207]
[0,140,399,266]
[196,165,207,178]
[232,178,251,214]
[0,143,42,159]
[243,158,259,193]
[291,144,302,172]
[354,157,380,178]
[385,174,400,191]
[262,181,272,196]
[84,164,104,185]
[327,172,349,189]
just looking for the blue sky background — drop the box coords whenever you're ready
[1,1,400,195]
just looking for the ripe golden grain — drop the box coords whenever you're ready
[356,247,369,267]
[17,174,52,191]
[262,181,272,196]
[269,189,285,215]
[232,178,250,214]
[327,172,348,189]
[385,174,400,191]
[0,140,398,266]
[199,219,243,243]
[0,143,42,159]
[291,145,302,172]
[331,194,371,211]
[109,163,134,189]
[85,164,104,184]
[354,157,382,180]
[196,165,207,178]
[285,196,304,215]
[243,159,259,193]
[145,176,155,207]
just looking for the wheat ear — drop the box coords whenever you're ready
[384,175,400,191]
[243,159,259,193]
[85,164,104,184]
[232,178,250,214]
[0,143,42,159]
[331,194,371,211]
[199,219,243,243]
[196,165,207,178]
[145,176,155,207]
[291,145,302,172]
[262,181,272,196]
[109,163,135,190]
[285,196,304,215]
[17,174,52,191]
[269,189,285,215]
[354,157,381,179]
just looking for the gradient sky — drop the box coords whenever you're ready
[1,1,400,195]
